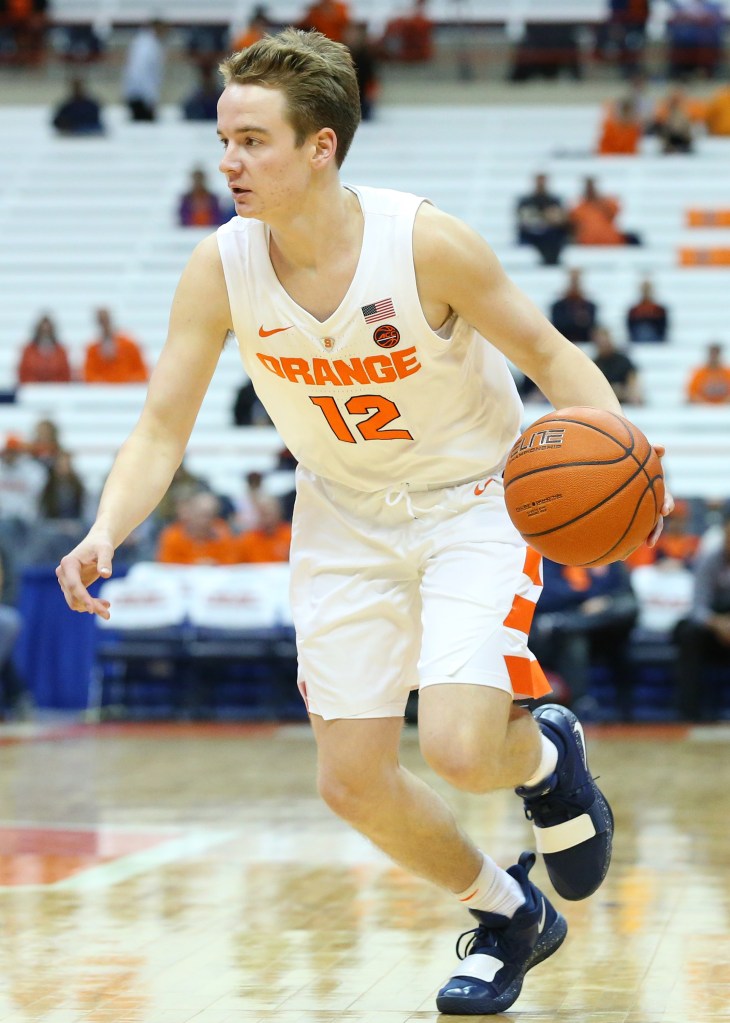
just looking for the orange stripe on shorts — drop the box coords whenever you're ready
[504,655,551,700]
[504,594,537,635]
[522,546,542,586]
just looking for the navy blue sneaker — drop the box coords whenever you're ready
[516,703,614,901]
[436,851,567,1015]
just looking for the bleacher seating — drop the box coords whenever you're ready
[1,102,729,499]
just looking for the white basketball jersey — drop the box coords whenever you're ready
[217,185,523,493]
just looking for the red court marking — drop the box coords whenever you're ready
[0,827,172,886]
[0,721,281,746]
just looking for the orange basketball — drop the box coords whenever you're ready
[503,407,665,567]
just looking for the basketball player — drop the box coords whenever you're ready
[56,29,673,1015]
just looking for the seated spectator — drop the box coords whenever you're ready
[122,19,167,122]
[181,64,222,121]
[595,0,650,77]
[673,507,730,720]
[178,168,228,228]
[234,470,266,533]
[0,0,47,66]
[233,379,272,426]
[51,77,104,136]
[29,418,62,470]
[626,278,669,342]
[528,559,638,720]
[157,491,239,565]
[0,434,46,527]
[597,97,642,155]
[509,21,582,82]
[592,326,643,405]
[235,495,291,563]
[516,173,569,266]
[38,450,86,521]
[625,498,700,569]
[651,87,695,152]
[379,0,434,63]
[83,308,148,384]
[344,22,378,121]
[666,0,724,80]
[0,544,30,719]
[17,314,72,384]
[231,5,271,51]
[685,342,730,404]
[704,82,730,135]
[550,269,598,344]
[570,176,641,246]
[299,0,351,43]
[156,460,209,526]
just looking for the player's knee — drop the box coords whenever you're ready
[317,762,382,823]
[420,727,503,793]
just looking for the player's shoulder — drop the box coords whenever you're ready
[413,201,491,266]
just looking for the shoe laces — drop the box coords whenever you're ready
[523,774,600,827]
[455,924,500,961]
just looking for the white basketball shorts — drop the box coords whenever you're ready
[289,466,551,720]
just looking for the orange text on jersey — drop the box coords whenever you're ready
[256,346,422,386]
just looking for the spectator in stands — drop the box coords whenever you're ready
[30,418,62,471]
[298,0,351,43]
[38,450,86,521]
[686,342,730,404]
[344,22,378,121]
[231,6,271,51]
[569,176,641,246]
[122,19,167,121]
[178,168,228,228]
[515,173,570,266]
[625,71,655,129]
[51,77,104,136]
[235,494,292,563]
[0,0,47,66]
[549,269,598,345]
[597,97,643,155]
[528,559,638,721]
[233,378,273,426]
[596,0,650,76]
[673,506,730,720]
[704,82,730,135]
[0,434,46,526]
[592,326,643,405]
[155,460,210,526]
[379,0,434,64]
[625,498,700,569]
[234,470,266,533]
[181,64,223,122]
[626,278,669,342]
[0,544,29,720]
[83,308,148,384]
[651,88,695,152]
[510,21,582,82]
[17,314,72,384]
[157,491,239,565]
[666,0,724,80]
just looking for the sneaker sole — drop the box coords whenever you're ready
[435,912,568,1015]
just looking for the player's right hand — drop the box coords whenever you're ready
[55,532,115,619]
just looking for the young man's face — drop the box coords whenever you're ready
[217,83,317,221]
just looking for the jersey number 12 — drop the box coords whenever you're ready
[310,395,413,443]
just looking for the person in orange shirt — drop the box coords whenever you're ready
[157,491,239,565]
[597,97,642,155]
[231,6,270,51]
[624,498,700,568]
[380,0,434,63]
[686,342,730,404]
[569,176,640,246]
[704,84,730,136]
[83,308,148,384]
[299,0,351,43]
[235,495,292,563]
[17,314,72,384]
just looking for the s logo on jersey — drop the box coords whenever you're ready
[373,324,400,349]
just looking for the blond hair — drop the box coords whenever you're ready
[219,28,361,168]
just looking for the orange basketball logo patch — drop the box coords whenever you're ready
[373,324,400,349]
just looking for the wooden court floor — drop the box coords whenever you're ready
[0,720,728,1023]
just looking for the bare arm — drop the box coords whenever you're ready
[57,233,233,615]
[413,204,623,414]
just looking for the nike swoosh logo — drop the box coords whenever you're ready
[259,325,292,337]
[538,898,547,934]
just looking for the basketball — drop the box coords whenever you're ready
[503,407,665,567]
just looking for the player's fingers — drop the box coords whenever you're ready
[96,544,115,579]
[652,444,666,459]
[661,490,675,517]
[647,515,664,548]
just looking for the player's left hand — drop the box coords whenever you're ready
[646,445,674,548]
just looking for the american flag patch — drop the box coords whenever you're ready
[362,298,395,324]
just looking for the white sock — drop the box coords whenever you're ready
[522,733,559,788]
[455,852,525,918]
